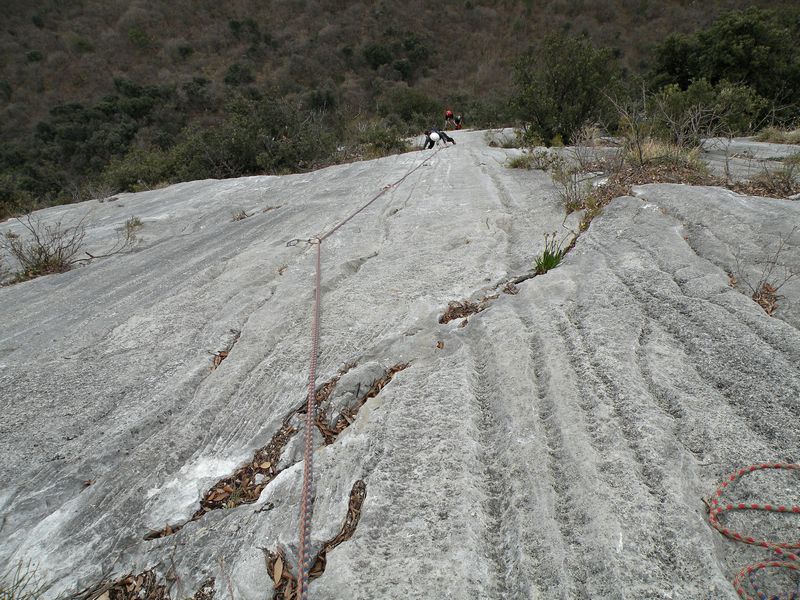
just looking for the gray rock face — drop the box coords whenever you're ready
[702,137,800,182]
[1,131,798,600]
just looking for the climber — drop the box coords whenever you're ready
[444,109,456,129]
[454,114,463,130]
[423,127,455,150]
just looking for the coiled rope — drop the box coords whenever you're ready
[708,463,800,600]
[289,144,447,599]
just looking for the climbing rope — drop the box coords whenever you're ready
[708,463,800,600]
[290,145,447,599]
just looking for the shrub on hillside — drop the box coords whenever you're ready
[755,127,800,145]
[651,7,800,120]
[651,79,768,145]
[357,123,410,156]
[170,95,335,181]
[224,63,255,87]
[379,85,439,129]
[102,146,174,191]
[363,45,393,70]
[512,33,621,145]
[0,77,185,208]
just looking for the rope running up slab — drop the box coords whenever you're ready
[708,463,800,600]
[292,145,447,600]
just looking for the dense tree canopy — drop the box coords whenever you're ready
[652,8,800,113]
[512,33,620,144]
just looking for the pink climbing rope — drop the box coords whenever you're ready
[297,238,321,599]
[292,145,447,599]
[708,463,800,600]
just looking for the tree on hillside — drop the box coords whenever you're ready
[652,8,800,117]
[650,33,699,91]
[512,33,621,145]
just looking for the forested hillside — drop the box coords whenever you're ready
[1,0,799,218]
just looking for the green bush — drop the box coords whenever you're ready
[379,85,439,128]
[650,33,699,90]
[224,63,254,87]
[650,79,768,144]
[0,77,184,211]
[26,51,43,63]
[127,27,152,50]
[181,77,212,110]
[102,146,174,191]
[651,8,800,119]
[755,127,800,144]
[229,18,261,43]
[363,44,392,69]
[0,80,11,102]
[357,123,409,156]
[392,59,412,81]
[307,87,336,111]
[177,45,193,59]
[512,33,621,145]
[507,150,563,171]
[70,35,94,54]
[169,95,335,181]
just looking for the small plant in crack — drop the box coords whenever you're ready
[231,209,251,222]
[552,163,593,214]
[734,226,798,316]
[124,216,143,235]
[534,232,565,275]
[224,487,244,509]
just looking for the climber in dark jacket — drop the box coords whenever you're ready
[422,127,455,149]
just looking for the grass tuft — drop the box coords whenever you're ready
[754,127,800,145]
[534,232,565,274]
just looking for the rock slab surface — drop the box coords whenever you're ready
[1,131,799,599]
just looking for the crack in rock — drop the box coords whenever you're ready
[439,296,498,324]
[72,570,215,600]
[441,230,585,327]
[263,480,367,600]
[209,329,241,370]
[315,363,410,445]
[144,362,406,539]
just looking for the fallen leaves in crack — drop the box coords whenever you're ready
[439,296,497,324]
[753,282,779,315]
[145,362,408,540]
[209,329,241,371]
[73,571,215,600]
[316,363,410,445]
[264,480,367,600]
